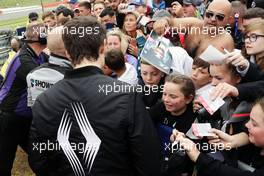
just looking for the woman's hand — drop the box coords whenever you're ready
[225,51,249,70]
[170,129,200,162]
[193,98,203,112]
[170,129,185,142]
[210,82,239,100]
[208,128,233,150]
[128,38,138,57]
[176,135,200,162]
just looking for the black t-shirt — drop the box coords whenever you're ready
[149,101,195,133]
[149,101,196,175]
[138,77,164,109]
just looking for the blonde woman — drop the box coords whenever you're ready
[106,29,138,70]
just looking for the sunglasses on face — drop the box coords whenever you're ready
[242,33,264,42]
[205,11,225,21]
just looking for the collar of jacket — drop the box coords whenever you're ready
[65,66,103,79]
[20,43,38,58]
[49,53,72,68]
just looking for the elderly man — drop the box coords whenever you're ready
[154,0,234,58]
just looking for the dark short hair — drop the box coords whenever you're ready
[193,57,210,69]
[29,12,39,21]
[62,16,106,66]
[79,1,92,10]
[165,74,195,98]
[243,7,264,20]
[42,11,55,21]
[56,7,74,18]
[105,49,125,71]
[99,7,115,18]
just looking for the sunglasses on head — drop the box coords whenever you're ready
[205,11,225,21]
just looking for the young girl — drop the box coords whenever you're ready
[149,73,196,176]
[172,97,264,176]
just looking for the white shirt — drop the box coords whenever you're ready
[118,63,138,85]
[169,46,193,76]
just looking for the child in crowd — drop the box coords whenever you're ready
[149,73,196,176]
[138,60,165,108]
[105,49,138,85]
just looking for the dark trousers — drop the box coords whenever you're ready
[0,111,32,176]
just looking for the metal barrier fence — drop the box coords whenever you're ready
[0,29,13,66]
[0,47,10,65]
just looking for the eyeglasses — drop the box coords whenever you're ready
[205,11,225,21]
[242,34,264,42]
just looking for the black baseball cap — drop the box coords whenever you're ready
[28,12,39,21]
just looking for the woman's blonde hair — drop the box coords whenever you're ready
[245,20,264,34]
[106,29,128,55]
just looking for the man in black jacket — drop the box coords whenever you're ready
[28,16,161,176]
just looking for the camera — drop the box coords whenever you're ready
[197,107,210,118]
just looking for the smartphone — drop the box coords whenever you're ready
[127,5,136,11]
[136,36,146,48]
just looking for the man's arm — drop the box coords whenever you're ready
[128,92,162,176]
[16,54,39,82]
[196,153,264,176]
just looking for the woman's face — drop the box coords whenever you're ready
[245,29,264,56]
[191,65,211,89]
[209,64,241,86]
[107,35,121,50]
[124,14,137,33]
[162,82,192,116]
[245,104,264,148]
[93,3,105,17]
[141,64,164,87]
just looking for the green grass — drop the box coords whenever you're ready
[0,0,58,9]
[0,16,28,30]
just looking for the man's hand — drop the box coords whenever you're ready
[153,18,170,36]
[118,3,128,13]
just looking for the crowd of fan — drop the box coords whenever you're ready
[0,0,264,175]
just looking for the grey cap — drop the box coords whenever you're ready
[152,10,172,21]
[183,0,202,6]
